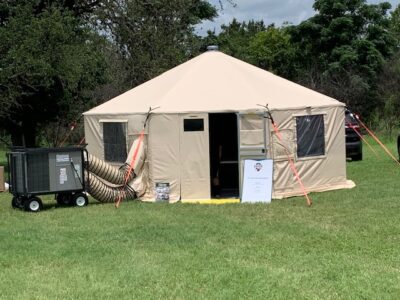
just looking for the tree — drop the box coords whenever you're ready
[203,19,266,61]
[0,2,108,146]
[376,51,400,136]
[289,0,395,117]
[248,25,297,79]
[97,0,217,87]
[389,4,400,47]
[374,5,400,135]
[0,0,221,147]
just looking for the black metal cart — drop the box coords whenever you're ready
[7,147,88,212]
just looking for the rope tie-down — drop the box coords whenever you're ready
[80,107,156,206]
[115,107,157,208]
[259,104,312,207]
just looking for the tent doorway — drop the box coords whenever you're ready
[209,113,239,198]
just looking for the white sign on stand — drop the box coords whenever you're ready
[241,159,273,203]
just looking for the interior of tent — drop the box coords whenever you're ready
[209,113,239,198]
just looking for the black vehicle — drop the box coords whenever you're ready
[345,110,362,161]
[398,135,400,161]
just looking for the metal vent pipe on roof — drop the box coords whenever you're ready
[207,45,219,51]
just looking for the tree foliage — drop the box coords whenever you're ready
[390,4,400,47]
[248,25,297,79]
[1,0,400,147]
[205,1,399,122]
[0,1,108,146]
[0,0,217,146]
[203,19,266,61]
[97,0,217,87]
[288,0,395,116]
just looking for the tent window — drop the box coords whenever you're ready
[184,119,204,132]
[296,115,325,158]
[103,122,127,162]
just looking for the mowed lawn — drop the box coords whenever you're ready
[0,140,400,299]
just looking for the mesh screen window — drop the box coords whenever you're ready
[103,122,127,162]
[184,119,204,131]
[296,115,325,158]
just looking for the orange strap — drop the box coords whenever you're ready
[357,119,400,167]
[115,130,146,208]
[59,133,70,147]
[77,136,85,146]
[115,193,123,209]
[124,130,145,185]
[271,121,312,206]
[59,122,78,147]
[347,123,379,158]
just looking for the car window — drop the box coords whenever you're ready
[345,111,357,124]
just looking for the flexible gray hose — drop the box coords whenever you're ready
[87,172,136,203]
[85,137,147,203]
[87,154,134,185]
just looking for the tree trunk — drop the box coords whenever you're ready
[22,121,37,147]
[8,120,37,147]
[9,126,24,147]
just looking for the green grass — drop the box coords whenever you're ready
[1,140,400,299]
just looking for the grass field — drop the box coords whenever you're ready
[0,140,400,299]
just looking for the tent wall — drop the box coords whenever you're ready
[269,105,347,198]
[146,114,181,202]
[147,113,210,201]
[85,113,212,201]
[84,104,349,202]
[179,114,210,199]
[84,113,147,161]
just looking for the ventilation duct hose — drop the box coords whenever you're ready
[87,172,136,203]
[86,137,146,185]
[87,154,134,185]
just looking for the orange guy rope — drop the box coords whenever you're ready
[258,103,312,206]
[125,130,145,185]
[271,121,312,207]
[115,107,157,208]
[347,123,379,158]
[115,130,145,208]
[114,193,123,209]
[357,119,400,167]
[77,136,85,146]
[59,121,79,147]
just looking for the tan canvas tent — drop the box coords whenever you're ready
[83,49,355,202]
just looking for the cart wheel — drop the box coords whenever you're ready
[11,197,21,209]
[73,193,88,207]
[56,193,72,206]
[25,196,43,212]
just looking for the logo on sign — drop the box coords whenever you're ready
[254,162,263,172]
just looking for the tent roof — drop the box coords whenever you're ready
[84,50,344,115]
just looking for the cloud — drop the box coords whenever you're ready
[196,0,399,35]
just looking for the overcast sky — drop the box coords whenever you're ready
[196,0,400,35]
